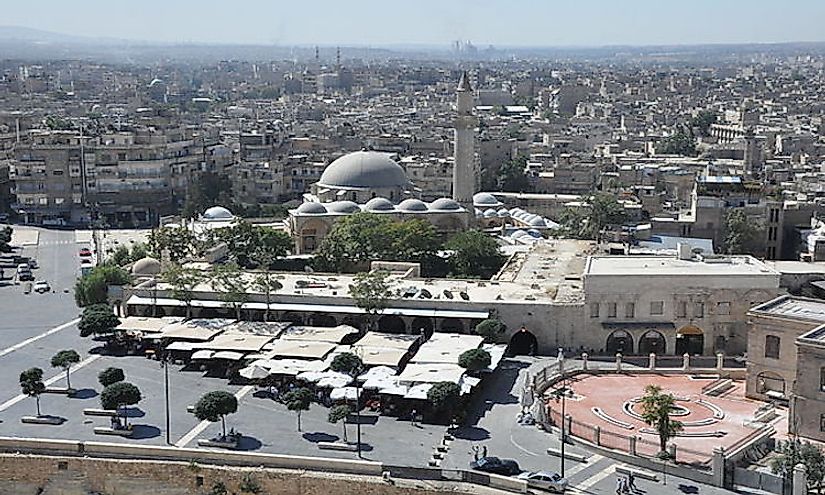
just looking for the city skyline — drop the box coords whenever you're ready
[3,0,825,48]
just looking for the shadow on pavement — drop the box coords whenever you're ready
[301,432,338,443]
[120,407,145,418]
[235,435,263,451]
[452,426,490,441]
[129,424,161,440]
[71,388,98,400]
[463,359,529,426]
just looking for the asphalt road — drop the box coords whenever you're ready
[0,226,739,493]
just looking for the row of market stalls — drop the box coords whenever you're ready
[116,316,506,417]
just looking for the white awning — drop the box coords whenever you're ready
[404,383,433,400]
[166,341,197,351]
[191,350,215,360]
[125,295,489,319]
[213,351,246,361]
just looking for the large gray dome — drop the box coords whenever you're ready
[318,151,409,190]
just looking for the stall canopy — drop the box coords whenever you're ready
[410,333,484,365]
[194,333,275,352]
[191,350,215,360]
[239,365,270,380]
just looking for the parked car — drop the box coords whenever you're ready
[78,247,92,257]
[469,457,521,476]
[27,258,38,269]
[516,471,568,493]
[33,280,50,293]
[17,263,33,281]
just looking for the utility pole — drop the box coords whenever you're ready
[160,356,171,444]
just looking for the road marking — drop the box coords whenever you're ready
[174,385,254,448]
[0,354,101,412]
[509,433,542,456]
[0,318,80,358]
[565,454,604,479]
[569,463,617,494]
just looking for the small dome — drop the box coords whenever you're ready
[398,198,428,212]
[527,229,543,238]
[318,151,409,189]
[497,208,511,218]
[132,257,161,276]
[528,216,546,227]
[510,230,528,238]
[296,202,328,214]
[473,192,502,207]
[327,201,360,214]
[203,206,233,220]
[483,208,497,218]
[430,198,461,211]
[364,197,395,212]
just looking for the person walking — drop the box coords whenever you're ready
[482,445,488,458]
[472,444,480,461]
[615,476,623,495]
[410,408,417,426]
[627,472,638,492]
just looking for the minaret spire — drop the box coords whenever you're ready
[453,71,477,214]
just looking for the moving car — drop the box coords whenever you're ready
[33,280,50,293]
[79,247,92,257]
[516,471,568,493]
[469,457,521,476]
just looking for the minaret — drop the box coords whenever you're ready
[453,71,477,212]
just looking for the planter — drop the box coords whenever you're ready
[21,415,64,425]
[94,426,134,437]
[317,441,359,452]
[44,387,76,396]
[83,408,119,417]
[197,438,239,449]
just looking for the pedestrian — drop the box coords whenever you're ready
[482,445,488,458]
[627,472,638,492]
[472,444,480,461]
[615,476,623,495]
[410,408,417,426]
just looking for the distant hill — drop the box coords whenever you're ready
[0,26,89,43]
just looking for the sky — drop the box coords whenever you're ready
[4,0,825,47]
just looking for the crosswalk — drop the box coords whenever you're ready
[38,240,77,246]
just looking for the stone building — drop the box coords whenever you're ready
[745,296,825,402]
[583,250,780,357]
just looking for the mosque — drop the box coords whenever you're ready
[288,72,479,254]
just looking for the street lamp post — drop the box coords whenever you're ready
[552,348,570,478]
[160,355,171,445]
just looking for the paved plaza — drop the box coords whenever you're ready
[0,226,751,493]
[555,374,783,465]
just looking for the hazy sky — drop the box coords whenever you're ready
[5,0,825,47]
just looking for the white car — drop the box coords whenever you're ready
[516,471,568,493]
[33,280,50,294]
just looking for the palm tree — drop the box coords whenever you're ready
[639,385,683,456]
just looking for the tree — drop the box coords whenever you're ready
[50,349,80,390]
[328,405,352,443]
[98,367,125,387]
[691,110,718,138]
[163,265,203,318]
[181,171,234,220]
[0,226,12,253]
[475,319,506,343]
[444,230,506,279]
[331,353,364,376]
[215,222,290,269]
[194,390,238,439]
[658,128,697,156]
[74,265,131,307]
[100,382,142,427]
[148,226,198,264]
[253,271,282,322]
[313,213,440,273]
[771,439,825,492]
[560,193,627,241]
[458,348,492,372]
[497,156,531,193]
[427,382,461,421]
[20,368,46,417]
[283,387,312,431]
[211,263,251,320]
[639,385,683,456]
[78,304,121,338]
[723,209,764,255]
[348,270,395,331]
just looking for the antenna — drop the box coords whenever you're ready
[315,46,319,63]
